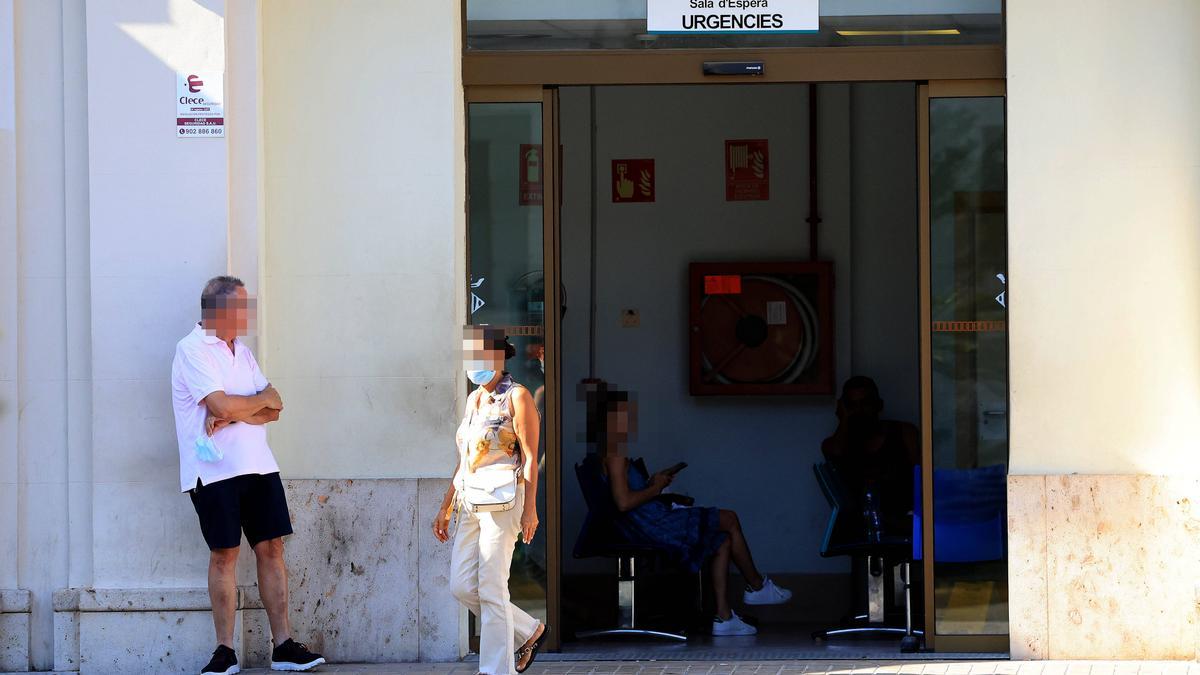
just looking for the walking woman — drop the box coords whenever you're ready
[433,327,549,675]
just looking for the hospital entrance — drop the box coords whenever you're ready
[466,80,1008,658]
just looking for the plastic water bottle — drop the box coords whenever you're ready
[864,490,882,544]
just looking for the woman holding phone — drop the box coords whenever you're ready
[581,380,791,636]
[432,327,548,675]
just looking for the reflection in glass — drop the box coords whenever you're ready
[468,102,548,625]
[928,96,1007,637]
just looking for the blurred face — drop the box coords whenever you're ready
[605,400,638,448]
[841,387,882,425]
[202,287,255,338]
[528,343,545,365]
[462,327,505,372]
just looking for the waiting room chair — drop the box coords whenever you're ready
[572,454,693,641]
[812,461,921,652]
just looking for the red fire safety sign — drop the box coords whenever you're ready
[725,139,769,201]
[519,144,543,206]
[612,159,655,203]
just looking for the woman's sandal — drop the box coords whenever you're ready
[515,624,549,673]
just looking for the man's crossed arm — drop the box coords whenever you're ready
[202,385,283,435]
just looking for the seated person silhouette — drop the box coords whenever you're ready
[580,379,791,637]
[821,376,920,537]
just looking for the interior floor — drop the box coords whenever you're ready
[549,624,1004,661]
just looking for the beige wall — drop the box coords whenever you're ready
[261,0,466,480]
[1007,0,1200,659]
[1007,0,1200,476]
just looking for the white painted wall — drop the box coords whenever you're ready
[0,0,19,599]
[260,1,465,480]
[62,0,93,598]
[3,1,470,665]
[85,0,229,589]
[1007,0,1200,476]
[2,2,91,668]
[15,2,70,666]
[559,83,919,574]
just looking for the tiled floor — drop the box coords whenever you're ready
[234,663,1200,675]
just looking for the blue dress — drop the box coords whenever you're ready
[609,461,727,573]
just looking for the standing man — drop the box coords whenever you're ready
[171,276,325,674]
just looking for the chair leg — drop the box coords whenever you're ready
[900,561,921,653]
[812,558,926,645]
[867,555,886,623]
[617,556,635,629]
[575,556,688,642]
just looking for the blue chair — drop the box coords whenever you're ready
[813,462,921,652]
[912,464,1006,563]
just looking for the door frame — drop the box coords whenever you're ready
[463,85,563,652]
[465,51,1006,656]
[917,79,1008,653]
[464,45,1004,87]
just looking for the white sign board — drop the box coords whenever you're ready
[176,71,224,138]
[647,0,818,34]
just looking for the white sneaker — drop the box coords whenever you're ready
[712,610,757,636]
[743,576,792,605]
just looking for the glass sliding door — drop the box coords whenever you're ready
[465,87,562,651]
[918,81,1008,652]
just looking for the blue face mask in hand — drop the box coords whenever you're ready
[195,434,223,463]
[467,369,496,385]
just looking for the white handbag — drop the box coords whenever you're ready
[459,465,520,513]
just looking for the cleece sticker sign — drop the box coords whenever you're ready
[177,72,224,138]
[648,0,818,34]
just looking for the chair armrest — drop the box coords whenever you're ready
[656,493,695,507]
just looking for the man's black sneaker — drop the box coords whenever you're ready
[270,638,325,672]
[201,644,240,675]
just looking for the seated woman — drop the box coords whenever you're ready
[580,379,791,637]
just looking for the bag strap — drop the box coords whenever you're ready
[505,385,525,465]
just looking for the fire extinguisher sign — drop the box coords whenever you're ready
[519,144,543,206]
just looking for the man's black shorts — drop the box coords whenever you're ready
[189,472,293,550]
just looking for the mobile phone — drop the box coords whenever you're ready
[664,462,688,475]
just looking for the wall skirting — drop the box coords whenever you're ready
[45,477,461,672]
[1008,475,1200,659]
[0,589,31,672]
[52,587,254,674]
